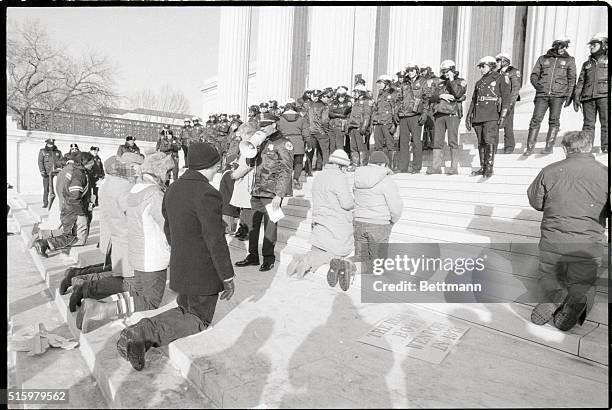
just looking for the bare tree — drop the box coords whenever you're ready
[6,19,119,128]
[128,84,191,121]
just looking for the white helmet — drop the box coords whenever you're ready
[336,87,347,95]
[495,53,511,63]
[285,97,296,104]
[552,35,571,47]
[477,56,497,68]
[589,32,608,44]
[353,84,368,93]
[376,74,393,83]
[440,60,456,71]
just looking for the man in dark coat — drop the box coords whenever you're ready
[528,131,608,331]
[89,146,105,207]
[38,138,63,208]
[117,142,235,371]
[117,136,144,158]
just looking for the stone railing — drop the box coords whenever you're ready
[26,108,183,142]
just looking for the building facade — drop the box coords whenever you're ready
[202,5,608,121]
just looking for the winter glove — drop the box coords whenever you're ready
[418,113,427,126]
[40,172,48,178]
[465,117,472,132]
[498,109,508,127]
[563,95,573,107]
[220,278,235,301]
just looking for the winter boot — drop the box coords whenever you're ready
[471,145,486,176]
[33,239,50,258]
[483,143,496,178]
[426,149,443,174]
[347,152,360,172]
[117,323,148,371]
[69,285,84,313]
[523,127,539,156]
[293,178,302,190]
[327,258,342,287]
[445,148,459,175]
[542,127,559,154]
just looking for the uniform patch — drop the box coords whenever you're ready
[348,102,352,107]
[285,141,294,151]
[516,70,521,78]
[268,144,275,151]
[460,80,467,87]
[586,64,592,69]
[560,61,566,66]
[491,81,496,87]
[505,76,510,84]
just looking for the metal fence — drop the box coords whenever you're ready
[25,108,183,142]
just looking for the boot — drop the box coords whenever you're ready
[69,285,84,313]
[347,152,359,172]
[391,150,400,171]
[33,239,50,258]
[542,127,559,154]
[445,148,459,175]
[483,143,496,178]
[426,149,443,174]
[79,299,119,333]
[117,323,148,371]
[293,178,302,190]
[523,127,539,156]
[359,151,368,166]
[471,145,486,176]
[233,224,249,241]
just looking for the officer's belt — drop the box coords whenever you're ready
[478,96,498,102]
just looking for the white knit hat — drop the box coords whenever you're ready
[329,149,350,166]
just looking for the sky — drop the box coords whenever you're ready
[7,6,224,116]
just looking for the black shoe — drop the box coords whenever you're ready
[68,285,84,313]
[60,267,80,295]
[503,147,514,154]
[235,257,260,267]
[33,239,49,258]
[530,302,562,325]
[293,179,302,190]
[553,301,587,331]
[117,325,147,371]
[327,258,341,287]
[602,147,608,154]
[409,169,421,174]
[259,262,275,272]
[471,168,485,176]
[42,202,49,209]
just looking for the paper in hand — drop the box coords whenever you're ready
[265,203,285,223]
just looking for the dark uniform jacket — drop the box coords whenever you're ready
[117,143,142,158]
[38,146,63,175]
[467,71,512,123]
[347,97,373,132]
[305,101,329,135]
[217,120,231,141]
[251,131,294,198]
[328,99,352,130]
[192,124,206,142]
[574,52,608,101]
[162,169,234,296]
[156,136,181,158]
[61,164,91,218]
[179,126,193,147]
[429,76,468,117]
[530,49,576,98]
[371,88,398,125]
[90,156,105,181]
[277,111,309,155]
[498,66,522,105]
[398,76,430,117]
[527,152,608,258]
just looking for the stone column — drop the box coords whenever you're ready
[308,6,356,89]
[255,7,294,104]
[500,6,517,58]
[217,7,252,118]
[290,7,309,99]
[352,6,377,85]
[523,5,608,86]
[455,6,472,75]
[386,6,444,76]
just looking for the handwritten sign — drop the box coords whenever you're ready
[358,312,470,364]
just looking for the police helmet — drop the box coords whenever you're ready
[376,74,393,84]
[312,89,323,97]
[355,78,366,86]
[285,97,296,104]
[588,32,608,46]
[477,56,497,68]
[192,116,200,122]
[220,113,227,118]
[353,84,368,93]
[552,36,571,48]
[184,118,191,123]
[336,87,348,96]
[259,102,269,108]
[404,62,420,74]
[249,104,260,113]
[495,53,511,64]
[440,60,456,72]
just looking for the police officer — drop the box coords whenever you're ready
[328,87,352,155]
[495,53,522,153]
[234,113,293,272]
[346,84,374,169]
[179,118,192,168]
[305,89,330,171]
[419,66,438,151]
[62,144,80,167]
[268,100,280,116]
[89,146,105,207]
[466,56,512,178]
[397,63,430,174]
[426,60,467,174]
[38,138,63,209]
[525,36,577,156]
[116,136,143,157]
[190,116,204,142]
[248,105,260,126]
[372,74,399,165]
[259,102,270,114]
[297,90,313,116]
[156,125,181,183]
[216,113,231,165]
[574,32,608,154]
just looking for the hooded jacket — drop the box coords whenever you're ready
[127,178,170,272]
[353,165,403,225]
[38,145,63,175]
[277,110,309,155]
[530,48,577,98]
[574,51,608,101]
[311,165,354,256]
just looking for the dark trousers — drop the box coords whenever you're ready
[138,293,218,348]
[330,128,346,154]
[47,213,92,250]
[373,124,395,154]
[537,250,600,325]
[248,196,278,264]
[313,133,330,170]
[433,114,460,149]
[352,221,392,275]
[304,136,315,173]
[582,97,609,150]
[398,116,423,172]
[348,128,367,154]
[82,275,136,300]
[422,111,435,148]
[92,185,100,207]
[529,96,564,131]
[240,208,254,231]
[132,269,167,311]
[293,154,304,181]
[182,145,189,167]
[42,174,55,207]
[473,121,500,146]
[501,104,515,149]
